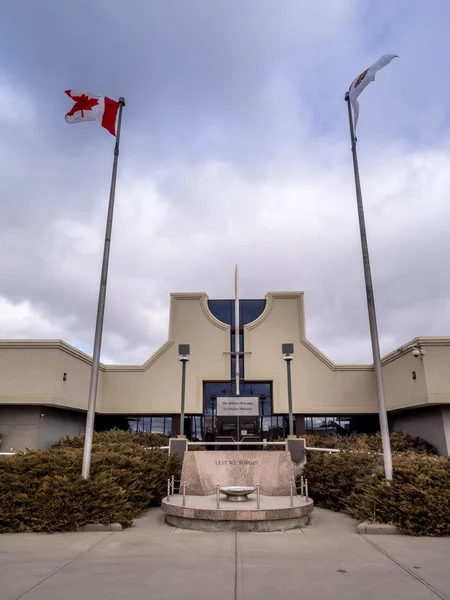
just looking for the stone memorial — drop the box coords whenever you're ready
[161,448,314,532]
[181,450,297,496]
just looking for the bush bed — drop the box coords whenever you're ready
[303,450,378,512]
[0,431,180,533]
[2,430,447,535]
[304,431,435,454]
[267,431,435,454]
[347,454,450,536]
[303,436,450,536]
[52,429,169,450]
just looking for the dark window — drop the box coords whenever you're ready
[242,300,266,325]
[208,299,265,327]
[243,382,270,397]
[261,415,287,436]
[164,418,173,436]
[305,415,379,435]
[185,415,203,441]
[127,417,138,432]
[208,300,232,325]
[209,299,265,396]
[95,415,173,435]
[243,382,272,415]
[204,382,232,414]
[231,302,236,328]
[151,417,164,434]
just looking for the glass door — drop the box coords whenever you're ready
[216,415,260,450]
[216,416,238,439]
[239,417,259,441]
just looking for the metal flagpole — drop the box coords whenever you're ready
[81,97,126,479]
[344,92,393,480]
[235,265,240,395]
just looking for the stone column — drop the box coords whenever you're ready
[169,437,188,462]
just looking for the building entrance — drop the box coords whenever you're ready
[202,382,284,444]
[215,395,260,446]
[216,415,260,444]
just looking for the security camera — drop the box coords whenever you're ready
[412,348,421,358]
[283,353,293,362]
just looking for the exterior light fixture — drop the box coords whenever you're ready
[178,344,190,437]
[282,344,295,437]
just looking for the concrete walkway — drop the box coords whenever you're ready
[1,507,449,600]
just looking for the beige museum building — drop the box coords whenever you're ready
[1,290,450,454]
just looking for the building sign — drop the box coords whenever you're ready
[216,397,260,416]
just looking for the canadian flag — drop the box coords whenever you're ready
[65,90,120,136]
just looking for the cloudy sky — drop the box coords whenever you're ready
[1,0,450,365]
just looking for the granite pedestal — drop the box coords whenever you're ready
[162,493,313,531]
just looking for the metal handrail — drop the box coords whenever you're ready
[305,447,341,453]
[149,441,343,453]
[186,441,342,453]
[187,441,285,446]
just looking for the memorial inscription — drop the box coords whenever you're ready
[181,450,296,496]
[215,460,259,466]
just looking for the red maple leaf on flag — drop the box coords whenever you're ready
[65,90,121,135]
[66,94,99,118]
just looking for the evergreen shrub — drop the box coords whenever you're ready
[0,433,180,533]
[303,443,450,536]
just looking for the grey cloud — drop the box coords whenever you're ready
[1,0,450,366]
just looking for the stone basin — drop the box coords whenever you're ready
[219,485,256,502]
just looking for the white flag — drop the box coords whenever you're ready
[349,54,398,128]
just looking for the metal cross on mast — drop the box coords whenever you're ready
[234,264,240,395]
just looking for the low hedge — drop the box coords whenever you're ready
[0,438,180,533]
[52,429,206,451]
[303,450,378,512]
[347,454,450,536]
[2,430,446,535]
[304,431,435,454]
[304,450,450,536]
[267,431,435,454]
[52,429,169,450]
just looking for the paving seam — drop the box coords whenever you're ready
[12,532,115,600]
[361,534,447,600]
[234,532,238,600]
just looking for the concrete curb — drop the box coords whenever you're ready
[78,523,123,532]
[357,521,403,535]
